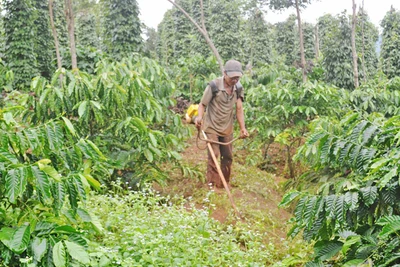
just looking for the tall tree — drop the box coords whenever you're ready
[207,0,243,63]
[53,0,68,50]
[268,0,313,83]
[243,7,272,67]
[351,0,359,88]
[359,0,367,82]
[166,0,225,74]
[274,15,298,66]
[314,24,320,59]
[76,12,99,48]
[3,0,39,90]
[0,10,5,59]
[356,9,378,81]
[65,0,78,69]
[49,0,63,84]
[101,0,143,60]
[380,7,400,79]
[157,0,212,64]
[319,12,354,89]
[171,0,193,60]
[302,22,315,61]
[157,9,175,65]
[316,13,336,50]
[33,0,54,79]
[188,0,212,58]
[143,26,158,59]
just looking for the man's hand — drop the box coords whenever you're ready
[195,116,202,130]
[240,128,249,139]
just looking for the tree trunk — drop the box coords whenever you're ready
[351,0,359,88]
[49,0,63,83]
[65,0,77,70]
[167,0,224,75]
[360,0,367,82]
[315,24,320,59]
[295,0,307,83]
[286,145,295,179]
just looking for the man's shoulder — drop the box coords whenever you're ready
[209,77,224,94]
[209,77,223,87]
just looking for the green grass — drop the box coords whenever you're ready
[85,186,279,266]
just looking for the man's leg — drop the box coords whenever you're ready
[220,134,233,185]
[206,133,223,188]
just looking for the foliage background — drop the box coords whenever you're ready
[1,0,400,266]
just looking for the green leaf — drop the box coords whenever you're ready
[39,88,51,105]
[37,159,52,165]
[342,259,365,267]
[379,220,400,238]
[148,145,162,157]
[342,235,361,254]
[32,237,47,262]
[77,208,92,222]
[279,191,301,207]
[5,168,27,204]
[89,213,104,234]
[344,191,358,211]
[67,178,79,210]
[360,186,378,206]
[85,139,106,159]
[379,166,398,188]
[73,175,87,202]
[83,174,101,190]
[90,100,102,110]
[0,148,18,164]
[132,117,147,132]
[169,151,182,160]
[305,261,324,267]
[148,132,157,147]
[3,225,30,254]
[53,241,67,267]
[64,241,90,264]
[370,158,390,173]
[67,79,76,96]
[78,101,88,118]
[53,182,66,211]
[377,215,400,226]
[0,227,14,241]
[62,117,77,137]
[144,148,153,162]
[39,164,61,182]
[31,166,52,204]
[314,240,343,261]
[52,225,79,234]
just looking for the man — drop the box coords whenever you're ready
[195,59,249,188]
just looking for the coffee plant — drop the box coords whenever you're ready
[245,64,344,177]
[0,111,105,266]
[281,112,400,265]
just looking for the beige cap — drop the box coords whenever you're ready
[224,59,243,77]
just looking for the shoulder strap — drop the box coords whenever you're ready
[209,80,219,97]
[235,82,243,100]
[235,82,242,99]
[209,80,243,100]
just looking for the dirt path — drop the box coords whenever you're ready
[157,125,293,241]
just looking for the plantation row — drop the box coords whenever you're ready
[2,0,400,266]
[1,54,400,265]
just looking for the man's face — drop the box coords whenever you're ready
[224,72,240,86]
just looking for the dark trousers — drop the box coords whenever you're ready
[206,133,233,188]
